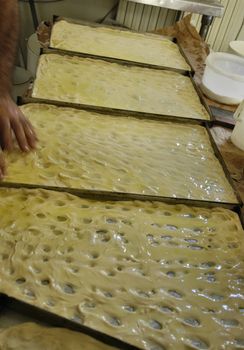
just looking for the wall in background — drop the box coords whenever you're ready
[18,0,118,61]
[190,0,244,51]
[116,0,177,31]
[116,0,244,52]
[237,24,244,40]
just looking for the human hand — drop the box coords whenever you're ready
[0,153,6,180]
[0,95,37,152]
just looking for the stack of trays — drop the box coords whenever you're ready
[0,16,243,350]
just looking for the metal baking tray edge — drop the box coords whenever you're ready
[239,207,244,229]
[19,94,210,126]
[48,15,194,76]
[205,125,243,207]
[0,180,241,211]
[189,74,213,123]
[0,294,140,350]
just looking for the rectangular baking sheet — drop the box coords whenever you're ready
[1,98,241,208]
[0,188,243,350]
[24,52,213,123]
[49,16,194,76]
[0,294,137,350]
[11,98,238,205]
[32,51,211,121]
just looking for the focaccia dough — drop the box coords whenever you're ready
[50,20,190,71]
[0,188,243,350]
[32,54,210,120]
[0,323,115,350]
[4,103,236,203]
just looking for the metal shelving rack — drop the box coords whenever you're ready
[28,0,39,30]
[128,0,224,39]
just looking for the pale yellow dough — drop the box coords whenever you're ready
[0,322,115,350]
[4,103,236,202]
[0,188,243,350]
[50,20,190,71]
[32,54,210,120]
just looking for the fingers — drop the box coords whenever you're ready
[25,116,38,141]
[0,96,38,152]
[0,154,6,180]
[23,122,37,150]
[19,110,38,150]
[11,115,30,152]
[11,110,37,152]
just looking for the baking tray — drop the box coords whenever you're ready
[48,15,194,76]
[0,294,138,350]
[0,196,243,349]
[14,98,240,208]
[205,124,242,207]
[21,50,213,124]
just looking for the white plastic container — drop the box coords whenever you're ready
[12,66,32,103]
[229,41,244,57]
[27,33,41,77]
[231,100,244,151]
[201,52,244,105]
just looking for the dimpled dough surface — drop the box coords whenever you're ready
[0,322,115,350]
[0,188,244,350]
[50,20,190,71]
[5,104,236,203]
[32,54,209,120]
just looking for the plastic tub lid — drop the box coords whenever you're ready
[229,41,244,57]
[206,52,244,82]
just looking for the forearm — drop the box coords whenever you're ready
[0,1,37,153]
[0,0,19,97]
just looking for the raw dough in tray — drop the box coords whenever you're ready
[5,103,236,203]
[32,54,210,120]
[50,20,190,71]
[0,188,243,350]
[0,322,115,350]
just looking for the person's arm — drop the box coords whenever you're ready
[0,0,37,153]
